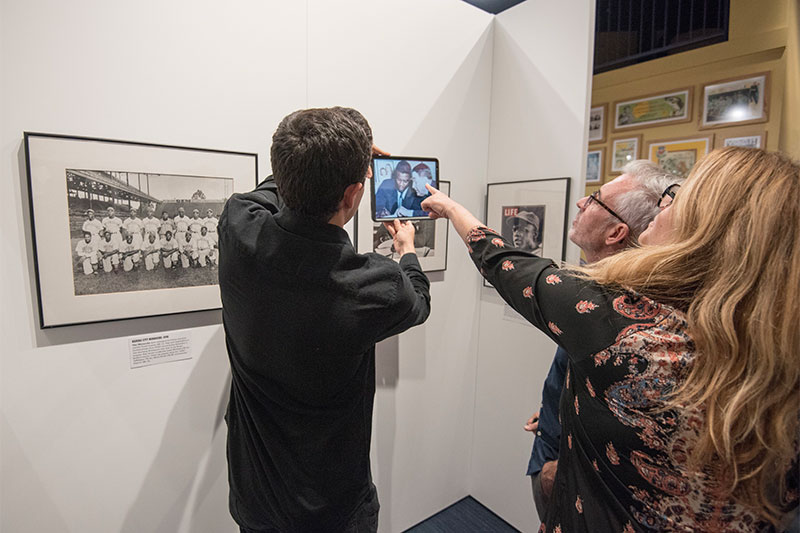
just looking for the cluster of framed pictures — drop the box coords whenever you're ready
[586,72,769,184]
[359,175,571,292]
[25,132,571,327]
[25,133,454,328]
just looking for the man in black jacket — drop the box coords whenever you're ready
[218,107,431,533]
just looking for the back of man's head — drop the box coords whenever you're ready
[615,160,683,241]
[271,107,372,222]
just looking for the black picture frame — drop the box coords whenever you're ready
[24,132,258,328]
[483,177,571,287]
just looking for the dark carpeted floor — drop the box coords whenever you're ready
[403,496,520,532]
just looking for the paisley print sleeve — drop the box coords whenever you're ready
[467,226,626,360]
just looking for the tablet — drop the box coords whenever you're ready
[370,155,439,221]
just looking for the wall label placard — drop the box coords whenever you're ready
[129,331,192,369]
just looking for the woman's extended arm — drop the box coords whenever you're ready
[421,184,484,243]
[421,183,625,360]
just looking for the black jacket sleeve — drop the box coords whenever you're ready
[218,176,283,253]
[251,175,283,214]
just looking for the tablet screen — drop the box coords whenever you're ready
[371,156,439,221]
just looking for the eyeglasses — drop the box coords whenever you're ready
[585,191,628,226]
[658,183,681,208]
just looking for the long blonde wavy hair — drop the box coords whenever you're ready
[582,147,799,525]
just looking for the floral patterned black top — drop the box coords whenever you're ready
[467,226,797,533]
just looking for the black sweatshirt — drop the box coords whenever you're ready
[218,178,431,532]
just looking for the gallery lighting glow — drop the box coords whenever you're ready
[726,105,748,120]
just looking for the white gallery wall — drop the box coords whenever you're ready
[470,1,595,531]
[0,1,593,532]
[2,2,310,531]
[307,3,496,531]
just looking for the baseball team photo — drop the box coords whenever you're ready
[25,133,257,327]
[68,169,229,296]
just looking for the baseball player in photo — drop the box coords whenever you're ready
[82,209,104,244]
[203,208,219,245]
[189,209,204,236]
[122,207,144,247]
[98,231,120,273]
[180,231,198,268]
[101,206,123,246]
[173,206,190,244]
[119,233,141,272]
[75,231,98,275]
[196,226,213,267]
[506,210,543,256]
[140,232,161,271]
[159,210,175,239]
[142,207,160,237]
[160,230,180,269]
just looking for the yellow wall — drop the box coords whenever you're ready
[587,0,795,194]
[779,0,799,158]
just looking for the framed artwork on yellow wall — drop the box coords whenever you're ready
[715,128,767,149]
[612,88,692,131]
[700,72,770,129]
[609,135,642,174]
[588,104,607,144]
[647,135,714,179]
[586,147,604,184]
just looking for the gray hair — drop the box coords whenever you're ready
[614,159,683,240]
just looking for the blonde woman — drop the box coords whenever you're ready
[422,147,799,532]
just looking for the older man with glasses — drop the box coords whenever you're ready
[524,160,681,521]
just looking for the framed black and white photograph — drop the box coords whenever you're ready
[483,178,570,287]
[588,104,607,144]
[500,204,545,255]
[357,181,450,272]
[701,72,769,129]
[586,148,604,184]
[25,132,258,328]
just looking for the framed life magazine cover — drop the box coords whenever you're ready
[24,132,258,328]
[356,181,450,272]
[483,178,570,287]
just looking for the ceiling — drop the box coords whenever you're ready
[461,0,526,14]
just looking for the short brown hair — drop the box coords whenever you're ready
[271,107,372,221]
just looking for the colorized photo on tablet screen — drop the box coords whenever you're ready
[371,156,438,221]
